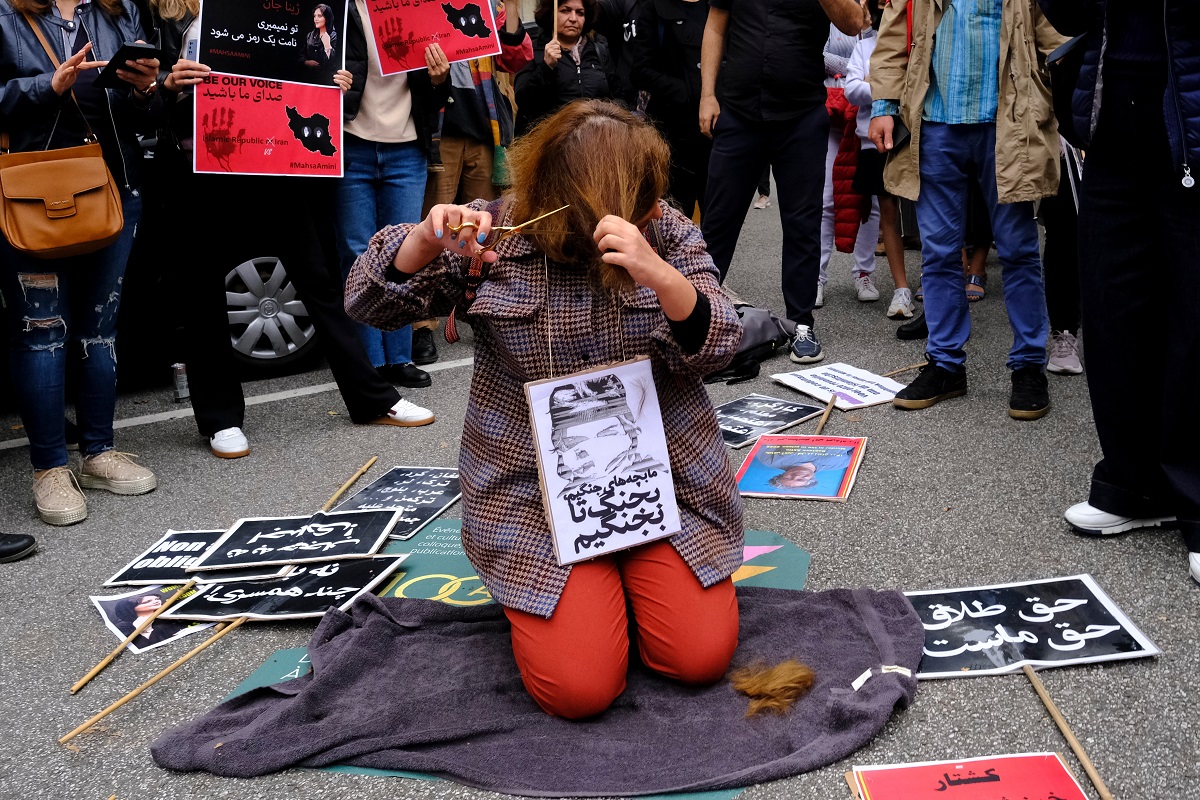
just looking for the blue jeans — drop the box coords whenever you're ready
[915,122,1047,371]
[1,187,142,470]
[333,135,427,367]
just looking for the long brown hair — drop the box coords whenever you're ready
[148,0,200,22]
[506,99,670,283]
[12,0,126,16]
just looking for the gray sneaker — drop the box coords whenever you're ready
[1046,330,1083,375]
[789,325,824,364]
[79,451,158,495]
[33,467,88,526]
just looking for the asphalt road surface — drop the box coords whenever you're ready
[1,199,1195,800]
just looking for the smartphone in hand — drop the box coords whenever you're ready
[94,42,162,89]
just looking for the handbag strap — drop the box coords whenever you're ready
[22,11,100,145]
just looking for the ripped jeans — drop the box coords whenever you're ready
[1,188,142,470]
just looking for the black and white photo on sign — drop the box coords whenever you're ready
[525,357,681,566]
[772,362,906,410]
[186,509,400,572]
[333,466,461,539]
[713,394,825,448]
[90,585,215,654]
[105,529,288,586]
[163,555,409,621]
[905,574,1160,679]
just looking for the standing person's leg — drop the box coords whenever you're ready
[816,124,840,295]
[971,125,1048,419]
[334,134,388,370]
[69,190,157,494]
[1041,156,1083,375]
[701,111,770,282]
[879,195,911,319]
[273,176,425,425]
[1071,75,1176,529]
[455,137,498,204]
[185,172,248,451]
[756,164,772,202]
[423,134,467,212]
[504,556,630,719]
[772,106,829,330]
[372,141,429,382]
[851,196,882,301]
[894,121,971,410]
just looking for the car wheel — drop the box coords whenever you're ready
[225,256,320,372]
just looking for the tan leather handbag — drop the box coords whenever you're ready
[0,14,123,259]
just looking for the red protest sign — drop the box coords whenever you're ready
[363,0,502,75]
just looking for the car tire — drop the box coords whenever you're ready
[225,255,321,375]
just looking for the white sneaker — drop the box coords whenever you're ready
[1047,330,1084,375]
[854,272,880,302]
[1063,501,1175,536]
[1190,553,1200,585]
[814,283,825,309]
[753,194,771,210]
[887,288,915,319]
[374,398,434,427]
[210,427,250,459]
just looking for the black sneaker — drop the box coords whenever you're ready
[0,532,37,563]
[1009,365,1050,420]
[896,312,928,341]
[382,362,432,388]
[893,361,967,410]
[412,328,439,365]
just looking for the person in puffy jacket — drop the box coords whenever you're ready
[1039,0,1200,587]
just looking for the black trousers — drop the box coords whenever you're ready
[662,117,713,220]
[1040,153,1081,333]
[1078,69,1200,550]
[173,170,399,435]
[702,105,827,327]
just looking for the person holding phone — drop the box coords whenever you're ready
[0,0,161,525]
[867,0,1066,420]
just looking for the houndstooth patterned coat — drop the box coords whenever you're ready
[345,200,745,617]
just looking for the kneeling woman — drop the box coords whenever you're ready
[346,99,744,719]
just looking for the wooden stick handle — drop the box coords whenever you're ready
[59,617,248,745]
[813,395,838,436]
[321,456,378,511]
[882,360,928,378]
[1022,665,1114,800]
[70,579,198,695]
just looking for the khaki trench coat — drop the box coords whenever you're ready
[869,0,1069,204]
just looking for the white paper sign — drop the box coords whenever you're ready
[772,362,906,410]
[525,357,681,565]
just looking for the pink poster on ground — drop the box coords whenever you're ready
[193,73,343,177]
[363,0,502,75]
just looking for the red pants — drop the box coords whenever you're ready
[503,539,739,719]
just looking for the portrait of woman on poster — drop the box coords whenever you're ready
[303,3,339,83]
[109,594,177,647]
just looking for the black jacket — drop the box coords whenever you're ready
[1039,0,1199,189]
[630,0,707,133]
[342,1,446,163]
[0,0,151,190]
[514,31,625,136]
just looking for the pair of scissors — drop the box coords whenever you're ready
[446,204,570,252]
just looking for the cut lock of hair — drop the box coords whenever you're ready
[728,659,816,718]
[505,99,670,294]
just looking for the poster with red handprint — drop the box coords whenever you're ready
[365,0,502,75]
[194,73,343,177]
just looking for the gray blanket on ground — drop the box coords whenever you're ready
[151,586,924,797]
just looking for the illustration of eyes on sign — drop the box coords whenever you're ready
[364,0,502,75]
[524,356,682,566]
[904,574,1160,679]
[195,0,345,176]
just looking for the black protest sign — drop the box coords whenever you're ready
[713,394,825,448]
[905,574,1160,678]
[163,555,408,621]
[198,0,343,86]
[334,466,461,540]
[187,509,400,571]
[105,530,289,586]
